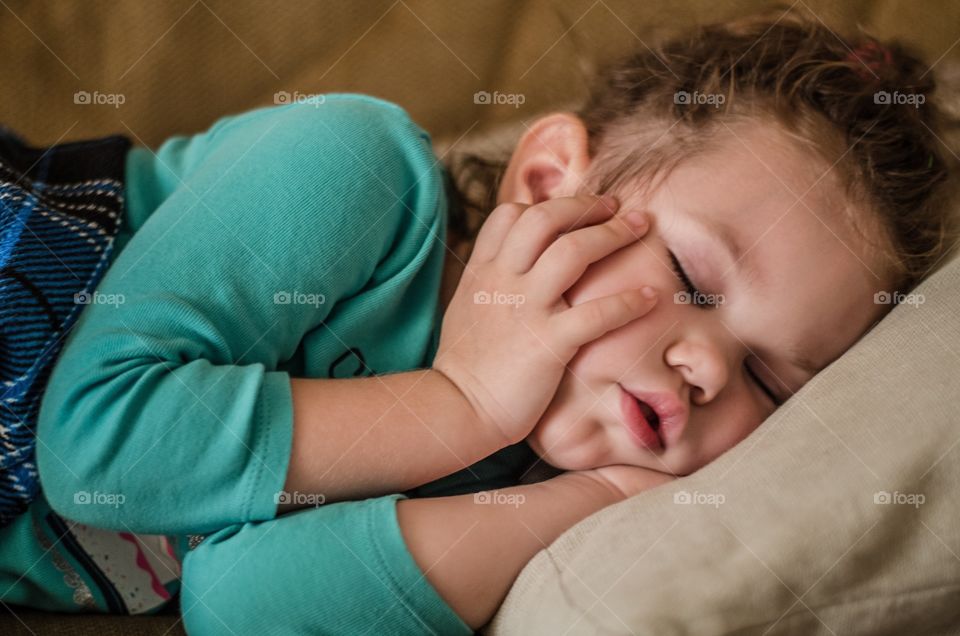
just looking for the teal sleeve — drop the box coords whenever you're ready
[180,494,473,636]
[36,96,444,536]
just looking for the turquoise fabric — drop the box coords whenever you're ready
[37,95,446,535]
[18,95,538,633]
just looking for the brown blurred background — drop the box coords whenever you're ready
[2,0,960,151]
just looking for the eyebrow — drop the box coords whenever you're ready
[691,213,761,288]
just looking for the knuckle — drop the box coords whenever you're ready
[582,301,607,325]
[523,205,552,229]
[556,232,584,256]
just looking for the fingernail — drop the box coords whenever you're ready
[600,193,619,210]
[624,211,647,228]
[641,286,657,300]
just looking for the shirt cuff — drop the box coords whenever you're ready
[245,369,295,522]
[371,493,475,635]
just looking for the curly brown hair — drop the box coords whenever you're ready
[444,8,960,295]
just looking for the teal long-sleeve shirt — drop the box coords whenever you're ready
[38,94,448,534]
[29,95,541,634]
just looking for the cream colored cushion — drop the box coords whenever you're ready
[487,251,960,635]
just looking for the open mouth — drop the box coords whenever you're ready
[620,386,688,450]
[619,385,664,452]
[637,398,661,432]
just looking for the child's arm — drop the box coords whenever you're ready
[37,97,461,536]
[279,370,505,510]
[397,467,676,629]
[179,468,671,635]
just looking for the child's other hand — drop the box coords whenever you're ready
[433,194,656,446]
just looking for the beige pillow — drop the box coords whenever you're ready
[486,249,960,635]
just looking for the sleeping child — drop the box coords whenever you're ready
[0,8,956,634]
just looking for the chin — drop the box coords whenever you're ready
[526,427,614,471]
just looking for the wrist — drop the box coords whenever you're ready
[429,366,514,450]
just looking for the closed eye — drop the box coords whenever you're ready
[668,250,716,309]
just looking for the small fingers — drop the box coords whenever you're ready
[469,202,528,263]
[499,194,620,273]
[527,210,649,303]
[550,286,658,348]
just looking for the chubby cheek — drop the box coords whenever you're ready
[524,352,613,470]
[526,332,643,470]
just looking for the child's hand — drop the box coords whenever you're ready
[433,194,656,446]
[573,464,679,501]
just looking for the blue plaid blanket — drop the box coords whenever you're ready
[0,128,129,528]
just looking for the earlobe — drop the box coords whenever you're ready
[497,113,593,206]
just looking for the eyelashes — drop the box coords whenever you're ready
[744,360,781,406]
[668,250,716,309]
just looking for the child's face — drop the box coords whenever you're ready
[517,120,892,475]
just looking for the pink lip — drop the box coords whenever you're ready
[619,385,688,450]
[619,387,663,452]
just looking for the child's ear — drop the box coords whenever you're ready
[497,112,592,205]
